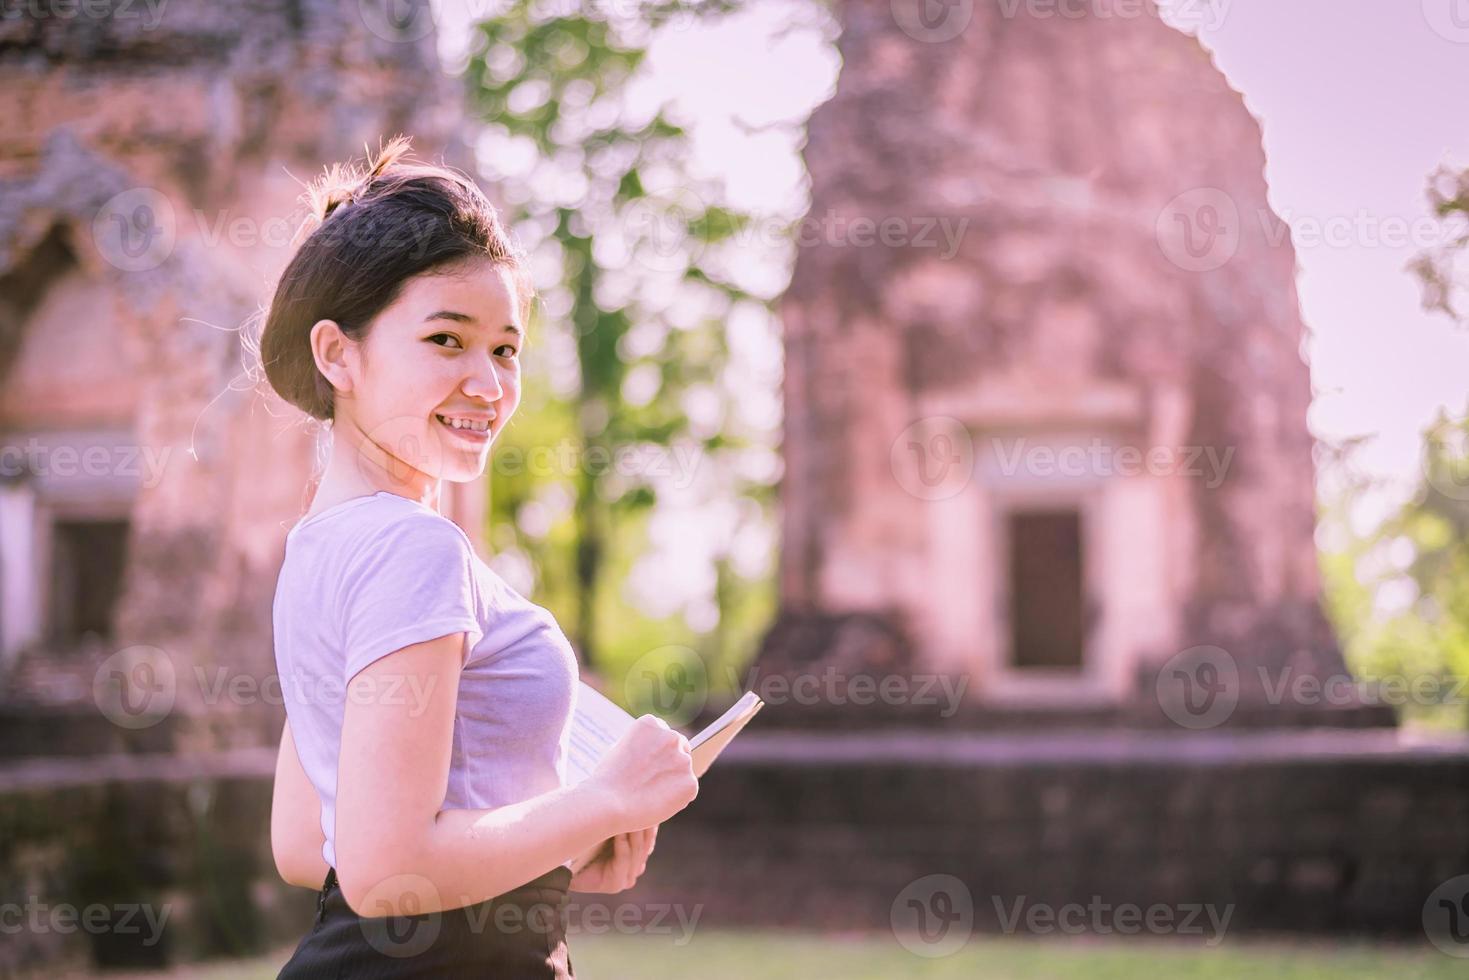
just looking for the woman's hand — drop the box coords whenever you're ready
[568,825,657,894]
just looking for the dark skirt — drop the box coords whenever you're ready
[277,865,575,979]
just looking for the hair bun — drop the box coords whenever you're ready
[307,134,417,222]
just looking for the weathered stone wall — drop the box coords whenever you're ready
[0,755,302,976]
[0,0,488,747]
[5,735,1461,976]
[767,0,1348,704]
[634,732,1469,938]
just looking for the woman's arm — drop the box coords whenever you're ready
[334,631,630,917]
[270,718,331,889]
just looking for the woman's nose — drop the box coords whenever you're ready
[462,357,506,401]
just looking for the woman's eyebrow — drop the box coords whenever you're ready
[423,309,522,336]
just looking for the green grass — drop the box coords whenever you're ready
[57,931,1463,979]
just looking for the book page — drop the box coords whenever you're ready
[563,681,766,874]
[689,692,764,777]
[564,681,636,786]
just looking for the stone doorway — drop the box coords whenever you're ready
[1007,507,1085,672]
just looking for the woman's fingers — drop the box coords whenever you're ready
[613,831,634,891]
[635,826,654,876]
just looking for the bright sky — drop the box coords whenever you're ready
[1161,0,1469,519]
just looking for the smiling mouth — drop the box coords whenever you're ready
[434,414,492,440]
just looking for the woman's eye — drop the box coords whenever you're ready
[428,333,463,349]
[495,345,519,359]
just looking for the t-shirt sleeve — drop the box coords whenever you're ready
[337,513,485,682]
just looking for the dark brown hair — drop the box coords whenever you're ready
[255,135,534,422]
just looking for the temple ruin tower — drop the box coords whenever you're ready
[757,0,1364,719]
[0,1,482,747]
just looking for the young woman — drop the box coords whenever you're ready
[260,137,699,978]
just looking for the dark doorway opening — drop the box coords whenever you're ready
[49,519,130,646]
[1008,508,1085,670]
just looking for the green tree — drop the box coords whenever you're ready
[459,0,783,685]
[1319,167,1469,729]
[1407,162,1469,323]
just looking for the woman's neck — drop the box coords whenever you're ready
[306,419,441,516]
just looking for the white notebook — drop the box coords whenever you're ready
[565,681,765,785]
[563,680,765,873]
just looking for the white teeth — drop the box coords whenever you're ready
[436,414,491,433]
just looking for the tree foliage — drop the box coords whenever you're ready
[459,0,782,689]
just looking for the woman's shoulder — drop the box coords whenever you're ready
[289,492,478,568]
[346,494,476,558]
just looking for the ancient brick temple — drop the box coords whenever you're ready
[755,0,1372,722]
[0,2,488,970]
[0,1,488,749]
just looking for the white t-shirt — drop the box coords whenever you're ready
[271,490,580,870]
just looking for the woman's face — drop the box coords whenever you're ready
[332,257,524,488]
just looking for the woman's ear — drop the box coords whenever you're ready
[309,319,356,399]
